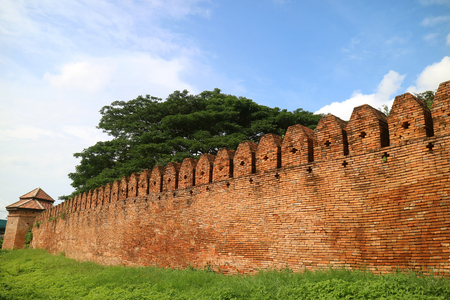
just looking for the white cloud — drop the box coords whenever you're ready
[0,125,58,142]
[407,56,450,93]
[315,71,405,120]
[447,33,450,45]
[421,15,450,27]
[424,33,438,42]
[62,126,110,146]
[44,61,115,92]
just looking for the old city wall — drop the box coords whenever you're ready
[31,81,450,274]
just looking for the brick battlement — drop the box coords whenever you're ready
[32,81,450,274]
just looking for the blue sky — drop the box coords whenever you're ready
[1,0,450,218]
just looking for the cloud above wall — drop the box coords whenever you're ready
[315,56,450,120]
[315,71,405,120]
[407,56,450,93]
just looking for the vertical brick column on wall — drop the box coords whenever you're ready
[195,154,215,185]
[138,169,151,196]
[281,124,315,167]
[347,104,389,154]
[314,114,349,161]
[150,166,165,193]
[119,177,129,201]
[163,162,181,192]
[91,189,98,209]
[81,192,87,210]
[179,158,198,189]
[234,141,257,177]
[213,148,236,181]
[97,186,105,207]
[104,183,112,204]
[111,180,120,202]
[431,80,450,137]
[256,133,282,173]
[388,92,433,146]
[128,173,139,198]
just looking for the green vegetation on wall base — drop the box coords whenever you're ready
[1,249,450,299]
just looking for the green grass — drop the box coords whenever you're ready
[1,249,450,299]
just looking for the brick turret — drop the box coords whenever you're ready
[2,188,54,249]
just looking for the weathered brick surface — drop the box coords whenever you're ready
[213,148,235,181]
[348,104,389,153]
[432,80,450,136]
[256,133,282,173]
[150,166,165,193]
[314,114,348,161]
[31,81,450,275]
[164,162,181,192]
[389,92,433,146]
[281,124,315,167]
[196,154,215,185]
[179,158,198,189]
[234,141,257,177]
[3,210,41,249]
[138,169,151,196]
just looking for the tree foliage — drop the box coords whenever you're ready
[62,89,322,199]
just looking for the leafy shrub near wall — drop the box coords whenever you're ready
[24,228,32,248]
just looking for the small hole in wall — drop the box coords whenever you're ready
[307,166,312,173]
[342,160,348,167]
[240,161,245,166]
[168,178,171,182]
[249,178,253,184]
[402,121,410,129]
[190,190,193,195]
[290,148,298,154]
[219,166,223,171]
[184,175,187,179]
[201,171,205,176]
[263,155,269,161]
[382,152,390,162]
[153,181,156,185]
[206,186,209,191]
[324,140,331,147]
[173,192,176,197]
[226,182,230,188]
[158,196,161,200]
[274,173,280,179]
[359,132,366,138]
[427,142,434,151]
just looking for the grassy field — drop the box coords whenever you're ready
[1,249,450,299]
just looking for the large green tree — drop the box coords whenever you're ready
[62,89,322,199]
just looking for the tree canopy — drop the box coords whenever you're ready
[62,88,322,199]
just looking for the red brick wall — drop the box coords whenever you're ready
[32,81,450,274]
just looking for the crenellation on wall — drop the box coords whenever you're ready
[119,177,128,201]
[128,173,139,198]
[111,180,120,202]
[389,92,433,146]
[431,80,450,137]
[95,187,103,207]
[179,158,198,189]
[30,80,450,274]
[256,133,283,173]
[138,169,151,196]
[281,124,315,167]
[104,183,112,204]
[213,148,235,181]
[314,114,349,161]
[150,166,165,193]
[195,154,215,185]
[348,104,389,154]
[234,141,257,177]
[164,162,181,191]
